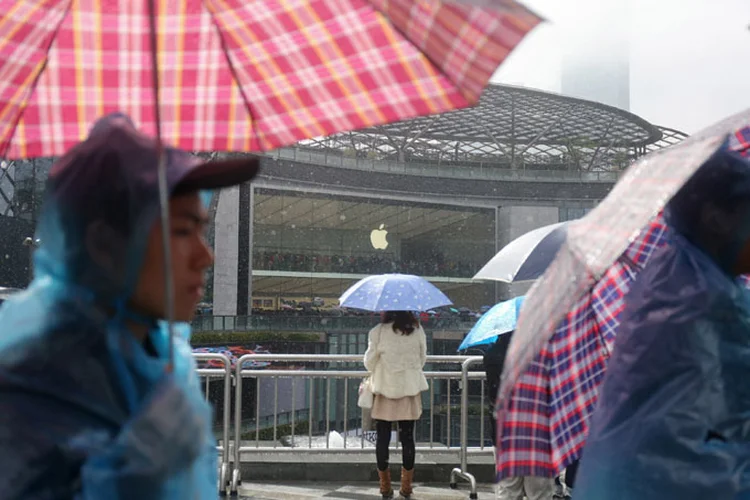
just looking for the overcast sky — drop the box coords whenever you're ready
[491,0,750,133]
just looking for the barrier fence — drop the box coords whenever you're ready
[194,353,233,495]
[191,314,477,332]
[194,353,489,496]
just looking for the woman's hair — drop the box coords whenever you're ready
[382,310,418,335]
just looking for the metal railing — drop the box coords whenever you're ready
[229,354,489,494]
[450,356,485,500]
[194,353,233,495]
[269,146,623,184]
[192,314,477,332]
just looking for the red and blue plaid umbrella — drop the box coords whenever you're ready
[502,114,750,418]
[495,216,670,479]
[496,124,750,480]
[729,123,750,157]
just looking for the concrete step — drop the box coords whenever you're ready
[237,449,495,483]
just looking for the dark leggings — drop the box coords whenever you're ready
[376,420,415,471]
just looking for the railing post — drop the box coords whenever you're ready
[222,354,232,496]
[450,356,483,499]
[460,358,470,471]
[231,354,249,494]
[193,353,233,495]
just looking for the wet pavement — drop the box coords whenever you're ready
[237,481,497,499]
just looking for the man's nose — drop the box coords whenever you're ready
[195,237,214,269]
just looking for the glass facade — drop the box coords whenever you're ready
[251,188,497,312]
[559,206,592,222]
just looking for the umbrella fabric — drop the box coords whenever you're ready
[0,0,541,158]
[474,222,567,283]
[339,273,452,312]
[458,296,524,351]
[575,136,750,500]
[729,124,750,156]
[496,216,669,479]
[501,110,750,404]
[496,210,750,480]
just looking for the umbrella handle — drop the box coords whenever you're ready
[146,0,175,373]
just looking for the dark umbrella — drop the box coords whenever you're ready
[474,222,567,283]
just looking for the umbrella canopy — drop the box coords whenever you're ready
[495,216,669,479]
[0,0,541,157]
[458,296,524,351]
[339,273,452,312]
[496,212,750,480]
[474,222,567,283]
[501,109,750,403]
[575,130,750,499]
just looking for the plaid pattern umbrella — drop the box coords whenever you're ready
[496,216,669,479]
[730,124,750,157]
[501,112,750,417]
[0,0,541,158]
[497,149,750,480]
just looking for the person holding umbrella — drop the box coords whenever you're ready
[457,297,525,448]
[341,273,451,498]
[483,330,513,449]
[0,114,260,498]
[575,131,750,499]
[364,310,429,499]
[458,297,556,499]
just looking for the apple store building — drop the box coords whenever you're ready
[249,187,497,311]
[211,181,502,316]
[206,84,688,317]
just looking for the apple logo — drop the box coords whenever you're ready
[370,224,389,250]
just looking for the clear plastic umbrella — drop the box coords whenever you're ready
[501,108,750,403]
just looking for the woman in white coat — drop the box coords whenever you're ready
[364,310,429,499]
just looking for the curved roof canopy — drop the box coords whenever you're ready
[298,84,688,173]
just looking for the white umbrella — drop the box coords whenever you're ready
[474,222,567,283]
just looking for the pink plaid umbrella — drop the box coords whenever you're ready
[1,0,541,366]
[0,0,541,158]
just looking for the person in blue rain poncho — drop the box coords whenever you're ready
[574,134,750,500]
[0,113,259,499]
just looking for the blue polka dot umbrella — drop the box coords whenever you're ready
[338,273,453,312]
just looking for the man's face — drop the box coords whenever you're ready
[130,192,213,322]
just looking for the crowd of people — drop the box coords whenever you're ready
[253,251,478,277]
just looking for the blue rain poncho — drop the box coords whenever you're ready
[575,139,750,499]
[0,120,218,498]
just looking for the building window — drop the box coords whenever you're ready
[559,207,592,222]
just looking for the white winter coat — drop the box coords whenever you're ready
[363,322,429,399]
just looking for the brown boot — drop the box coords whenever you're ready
[399,467,414,498]
[378,469,394,499]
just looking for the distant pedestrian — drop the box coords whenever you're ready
[487,331,555,500]
[364,311,428,499]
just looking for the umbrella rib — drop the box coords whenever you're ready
[147,0,178,371]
